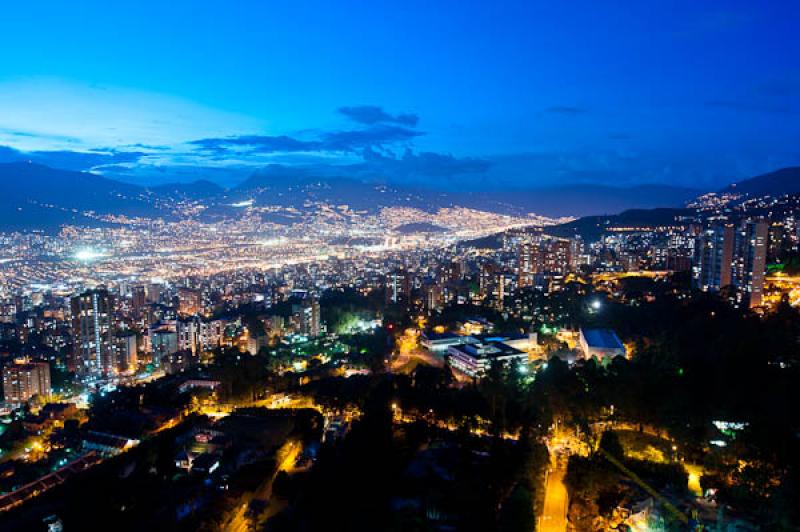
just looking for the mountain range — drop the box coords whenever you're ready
[0,161,796,232]
[721,167,800,197]
[223,165,702,218]
[543,166,800,241]
[0,162,163,231]
[544,208,694,242]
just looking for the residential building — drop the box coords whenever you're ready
[71,288,116,376]
[2,361,51,405]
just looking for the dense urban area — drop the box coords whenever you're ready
[4,0,800,529]
[0,177,798,532]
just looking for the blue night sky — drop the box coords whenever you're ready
[0,1,798,190]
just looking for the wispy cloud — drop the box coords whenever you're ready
[189,135,321,154]
[338,105,419,126]
[320,125,423,151]
[0,128,82,144]
[0,103,482,188]
[358,147,490,180]
[0,144,147,172]
[189,124,423,155]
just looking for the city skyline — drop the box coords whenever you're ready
[1,1,799,189]
[0,3,798,530]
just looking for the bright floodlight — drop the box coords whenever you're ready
[591,299,602,310]
[75,248,103,262]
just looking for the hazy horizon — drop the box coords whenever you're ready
[1,1,798,190]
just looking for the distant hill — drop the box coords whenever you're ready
[0,162,163,230]
[542,166,800,242]
[441,184,701,218]
[230,169,440,213]
[150,179,224,200]
[460,206,692,247]
[230,166,701,218]
[458,232,505,250]
[545,208,691,241]
[721,167,800,197]
[11,161,800,234]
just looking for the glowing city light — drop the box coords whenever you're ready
[74,248,105,262]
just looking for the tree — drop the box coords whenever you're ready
[598,431,624,459]
[498,485,535,532]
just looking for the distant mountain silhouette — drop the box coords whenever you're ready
[229,169,439,213]
[440,184,700,218]
[9,161,800,233]
[0,161,707,230]
[150,179,224,200]
[721,167,800,197]
[545,208,691,241]
[0,162,163,230]
[230,166,700,218]
[543,166,800,241]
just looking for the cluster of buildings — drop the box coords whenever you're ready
[692,220,768,307]
[0,272,329,411]
[468,218,773,310]
[67,285,323,380]
[0,200,550,296]
[518,237,580,289]
[419,325,626,379]
[1,359,51,406]
[375,219,767,317]
[0,198,794,410]
[446,339,530,378]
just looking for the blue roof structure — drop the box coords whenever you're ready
[581,329,624,350]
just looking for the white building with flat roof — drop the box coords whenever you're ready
[447,341,528,378]
[421,332,479,353]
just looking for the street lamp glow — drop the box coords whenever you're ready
[591,299,602,310]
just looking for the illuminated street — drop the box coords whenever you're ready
[540,453,568,532]
[223,439,302,532]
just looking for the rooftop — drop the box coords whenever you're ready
[422,331,462,341]
[449,341,525,360]
[580,328,624,350]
